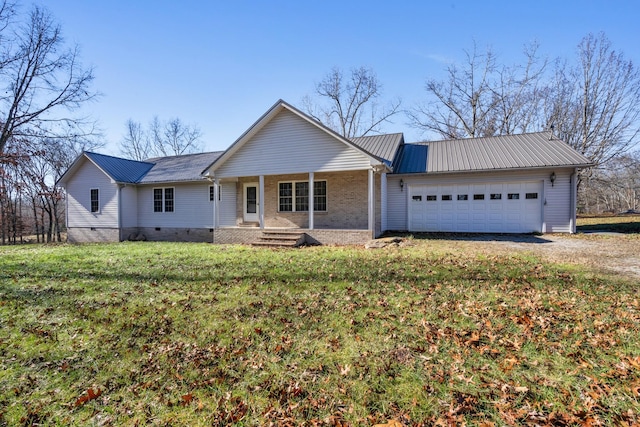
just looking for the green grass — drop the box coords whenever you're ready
[1,242,639,426]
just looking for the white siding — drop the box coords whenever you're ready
[387,175,408,231]
[219,183,237,226]
[387,168,575,233]
[544,169,573,232]
[66,160,119,228]
[120,186,138,227]
[215,110,372,178]
[137,182,214,228]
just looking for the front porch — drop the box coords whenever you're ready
[211,170,383,245]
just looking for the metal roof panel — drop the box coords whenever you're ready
[415,131,591,174]
[351,133,404,165]
[84,152,154,183]
[141,152,224,183]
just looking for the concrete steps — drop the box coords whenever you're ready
[252,231,306,248]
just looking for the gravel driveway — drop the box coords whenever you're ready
[420,233,640,279]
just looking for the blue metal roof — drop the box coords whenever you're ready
[392,144,428,173]
[85,152,154,183]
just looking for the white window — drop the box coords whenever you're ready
[90,189,99,213]
[278,180,327,212]
[153,188,174,212]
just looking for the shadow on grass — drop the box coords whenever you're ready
[383,231,554,244]
[577,222,640,234]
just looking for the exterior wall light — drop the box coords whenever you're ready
[400,179,404,191]
[550,171,556,187]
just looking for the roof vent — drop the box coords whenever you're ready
[549,124,554,141]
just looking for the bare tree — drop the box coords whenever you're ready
[0,2,98,244]
[0,4,97,156]
[409,43,497,139]
[409,42,548,139]
[150,117,202,157]
[302,66,401,138]
[580,151,640,213]
[119,117,203,159]
[119,119,151,161]
[491,42,549,135]
[546,33,640,169]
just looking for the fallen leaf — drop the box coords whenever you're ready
[374,420,404,427]
[74,388,102,407]
[339,364,351,376]
[181,393,193,406]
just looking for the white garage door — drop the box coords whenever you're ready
[409,181,542,233]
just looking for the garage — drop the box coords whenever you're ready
[408,181,543,233]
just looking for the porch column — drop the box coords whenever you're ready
[381,173,387,233]
[213,178,220,229]
[368,168,375,236]
[308,172,314,230]
[259,175,265,229]
[570,169,577,233]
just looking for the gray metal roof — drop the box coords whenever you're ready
[58,151,226,186]
[351,133,404,165]
[85,152,154,183]
[141,151,224,183]
[397,131,591,174]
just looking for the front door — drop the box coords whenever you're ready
[243,183,259,223]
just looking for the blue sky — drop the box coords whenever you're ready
[37,1,639,154]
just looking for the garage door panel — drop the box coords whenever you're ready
[408,181,543,233]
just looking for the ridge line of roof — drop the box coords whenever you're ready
[412,130,554,145]
[85,150,155,166]
[145,150,225,161]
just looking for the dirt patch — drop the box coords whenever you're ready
[395,232,639,279]
[429,233,640,279]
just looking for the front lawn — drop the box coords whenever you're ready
[1,242,638,426]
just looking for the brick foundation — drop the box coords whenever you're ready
[67,227,120,243]
[134,227,214,242]
[214,227,372,245]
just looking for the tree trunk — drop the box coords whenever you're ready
[32,202,40,243]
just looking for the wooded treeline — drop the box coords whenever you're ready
[1,2,638,244]
[305,34,640,214]
[0,2,99,243]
